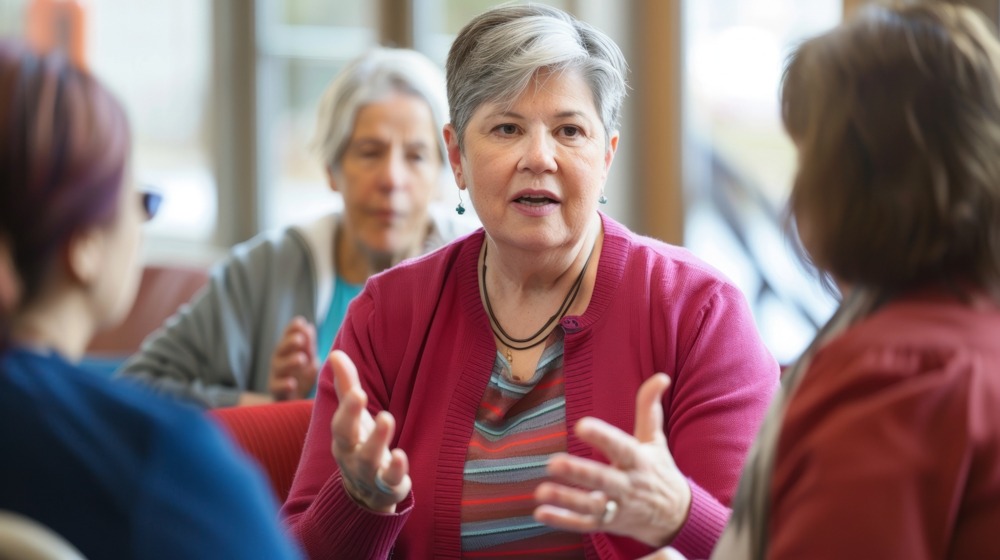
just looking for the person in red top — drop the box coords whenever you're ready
[710,3,1000,559]
[281,4,779,559]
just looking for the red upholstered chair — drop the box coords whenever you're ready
[209,399,315,504]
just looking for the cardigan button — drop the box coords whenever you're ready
[561,317,581,332]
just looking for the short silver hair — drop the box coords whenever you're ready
[314,47,449,172]
[446,4,628,149]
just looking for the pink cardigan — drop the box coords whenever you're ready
[282,214,779,559]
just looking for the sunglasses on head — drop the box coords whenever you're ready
[139,188,163,221]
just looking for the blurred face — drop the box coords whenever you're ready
[92,176,144,330]
[330,92,442,256]
[445,68,618,254]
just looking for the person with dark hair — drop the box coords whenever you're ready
[0,40,300,559]
[281,5,778,559]
[708,3,1000,559]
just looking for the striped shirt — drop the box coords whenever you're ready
[460,330,584,558]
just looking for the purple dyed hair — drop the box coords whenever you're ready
[0,39,130,347]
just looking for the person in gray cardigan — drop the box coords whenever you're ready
[118,48,476,408]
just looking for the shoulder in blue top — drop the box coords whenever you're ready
[0,348,301,559]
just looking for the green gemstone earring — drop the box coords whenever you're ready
[456,190,466,215]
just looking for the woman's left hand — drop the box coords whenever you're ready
[533,373,692,547]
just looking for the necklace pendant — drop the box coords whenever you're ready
[506,348,513,364]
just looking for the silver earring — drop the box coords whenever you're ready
[598,191,608,205]
[456,190,466,215]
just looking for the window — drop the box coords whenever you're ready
[0,1,26,37]
[682,0,841,363]
[256,0,377,229]
[2,0,216,257]
[415,0,570,64]
[90,0,214,244]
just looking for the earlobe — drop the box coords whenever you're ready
[605,132,620,172]
[66,228,105,287]
[325,167,340,193]
[598,133,620,183]
[443,125,465,189]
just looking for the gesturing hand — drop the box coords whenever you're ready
[268,316,319,401]
[533,373,692,547]
[328,350,411,513]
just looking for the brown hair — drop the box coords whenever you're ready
[0,40,130,347]
[781,2,1000,297]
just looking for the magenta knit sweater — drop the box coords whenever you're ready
[282,214,779,559]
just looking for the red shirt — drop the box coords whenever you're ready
[770,291,1000,559]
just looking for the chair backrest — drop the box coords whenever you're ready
[0,511,85,560]
[209,400,315,504]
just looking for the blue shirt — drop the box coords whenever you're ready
[0,347,301,559]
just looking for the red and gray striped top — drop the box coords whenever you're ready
[460,332,583,558]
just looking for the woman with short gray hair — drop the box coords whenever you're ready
[283,5,777,558]
[119,47,473,407]
[445,3,627,149]
[316,48,451,185]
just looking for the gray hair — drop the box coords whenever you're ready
[314,47,449,172]
[446,4,628,149]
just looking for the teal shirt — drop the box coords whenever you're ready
[316,275,365,365]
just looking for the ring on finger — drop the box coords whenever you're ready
[600,499,619,526]
[373,471,394,495]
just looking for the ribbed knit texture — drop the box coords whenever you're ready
[674,480,735,558]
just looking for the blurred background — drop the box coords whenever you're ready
[3,0,995,363]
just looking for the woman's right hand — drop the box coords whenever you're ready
[268,316,319,401]
[328,349,411,513]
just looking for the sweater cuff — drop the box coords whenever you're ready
[670,478,730,560]
[299,472,413,559]
[207,387,242,408]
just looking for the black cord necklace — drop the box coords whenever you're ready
[481,239,597,357]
